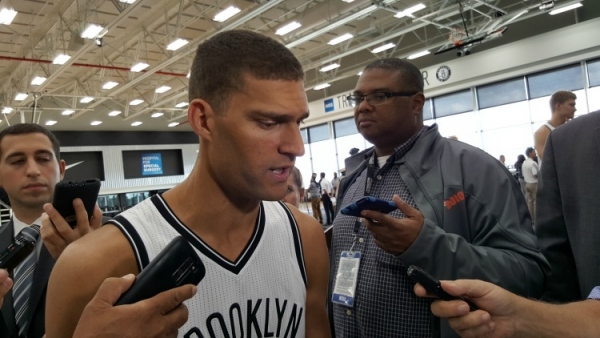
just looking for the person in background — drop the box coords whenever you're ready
[308,173,323,224]
[534,90,576,161]
[499,155,506,166]
[514,154,526,197]
[522,147,539,224]
[331,172,340,198]
[283,166,305,208]
[319,172,335,225]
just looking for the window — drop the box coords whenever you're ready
[334,117,358,138]
[309,139,338,181]
[335,133,368,170]
[435,112,479,147]
[588,58,600,87]
[527,64,584,99]
[423,99,433,120]
[308,123,329,143]
[477,78,526,109]
[433,89,473,118]
[300,128,308,144]
[479,101,531,130]
[295,144,312,189]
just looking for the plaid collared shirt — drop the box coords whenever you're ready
[331,127,433,337]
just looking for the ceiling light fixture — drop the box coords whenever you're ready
[155,86,171,94]
[80,96,94,103]
[15,93,28,101]
[186,72,190,78]
[62,110,75,115]
[119,0,136,3]
[175,102,189,108]
[341,0,355,2]
[131,121,143,126]
[90,121,102,126]
[130,62,149,72]
[328,33,354,45]
[166,38,189,51]
[550,2,582,15]
[2,107,13,114]
[168,122,179,127]
[103,81,119,90]
[108,110,122,116]
[371,43,396,53]
[130,99,144,106]
[395,3,427,18]
[313,83,331,90]
[276,21,302,35]
[52,54,71,65]
[151,112,164,118]
[31,77,47,86]
[45,120,57,126]
[408,50,430,60]
[213,6,241,22]
[0,8,17,25]
[81,24,105,39]
[320,63,341,72]
[358,71,363,76]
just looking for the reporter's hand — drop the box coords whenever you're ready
[361,194,424,255]
[41,199,103,259]
[414,279,518,338]
[73,274,197,338]
[0,269,13,308]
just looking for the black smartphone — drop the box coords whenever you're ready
[115,236,206,306]
[52,178,101,228]
[340,196,397,217]
[407,265,478,311]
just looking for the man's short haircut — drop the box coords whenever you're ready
[0,123,61,160]
[363,58,424,93]
[549,91,576,111]
[189,30,305,114]
[291,167,304,189]
[526,147,535,157]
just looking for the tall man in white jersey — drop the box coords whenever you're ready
[533,90,576,161]
[44,30,331,338]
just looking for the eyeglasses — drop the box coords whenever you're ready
[346,91,418,107]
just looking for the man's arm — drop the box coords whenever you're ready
[415,279,600,338]
[534,126,550,161]
[290,207,331,338]
[45,224,138,338]
[535,132,581,301]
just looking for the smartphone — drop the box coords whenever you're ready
[52,178,101,228]
[340,196,397,217]
[407,265,478,311]
[115,236,206,306]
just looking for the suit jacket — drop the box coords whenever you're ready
[0,219,55,338]
[536,111,600,302]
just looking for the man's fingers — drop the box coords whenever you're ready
[392,195,420,218]
[149,284,197,315]
[90,204,103,230]
[43,203,74,238]
[159,303,189,333]
[440,280,494,299]
[73,199,91,235]
[92,274,136,306]
[446,311,493,335]
[0,269,13,307]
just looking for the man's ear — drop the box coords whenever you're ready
[59,159,66,180]
[188,99,215,142]
[412,93,425,115]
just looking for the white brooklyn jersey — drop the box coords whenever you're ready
[112,195,307,338]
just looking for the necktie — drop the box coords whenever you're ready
[12,225,40,337]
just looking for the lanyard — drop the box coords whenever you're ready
[349,152,378,251]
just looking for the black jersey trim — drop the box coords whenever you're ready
[278,201,308,287]
[110,216,150,272]
[150,194,265,275]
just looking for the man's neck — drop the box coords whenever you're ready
[549,114,567,127]
[12,206,44,225]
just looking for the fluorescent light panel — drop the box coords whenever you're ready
[45,120,57,126]
[90,121,102,126]
[15,93,28,101]
[108,110,122,116]
[119,0,136,3]
[175,102,189,108]
[166,38,189,51]
[131,121,142,126]
[395,3,427,18]
[130,62,149,72]
[31,77,46,85]
[358,71,363,76]
[62,110,75,115]
[53,54,71,65]
[408,50,430,60]
[151,112,164,118]
[2,107,13,114]
[550,2,582,15]
[168,122,179,127]
[313,83,331,90]
[371,43,396,53]
[276,21,301,35]
[155,86,171,94]
[130,99,144,106]
[320,63,340,72]
[0,8,17,25]
[81,24,105,39]
[102,81,118,89]
[328,33,354,45]
[80,96,94,103]
[213,6,241,22]
[341,0,355,2]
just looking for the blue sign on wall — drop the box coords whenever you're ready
[324,98,335,113]
[142,153,163,176]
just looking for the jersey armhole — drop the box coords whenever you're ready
[110,215,150,271]
[278,202,308,287]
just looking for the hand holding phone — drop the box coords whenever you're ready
[340,196,397,217]
[52,179,101,228]
[407,265,478,311]
[115,236,205,306]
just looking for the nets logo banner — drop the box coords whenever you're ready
[142,153,164,176]
[324,98,334,113]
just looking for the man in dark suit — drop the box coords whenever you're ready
[536,110,600,302]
